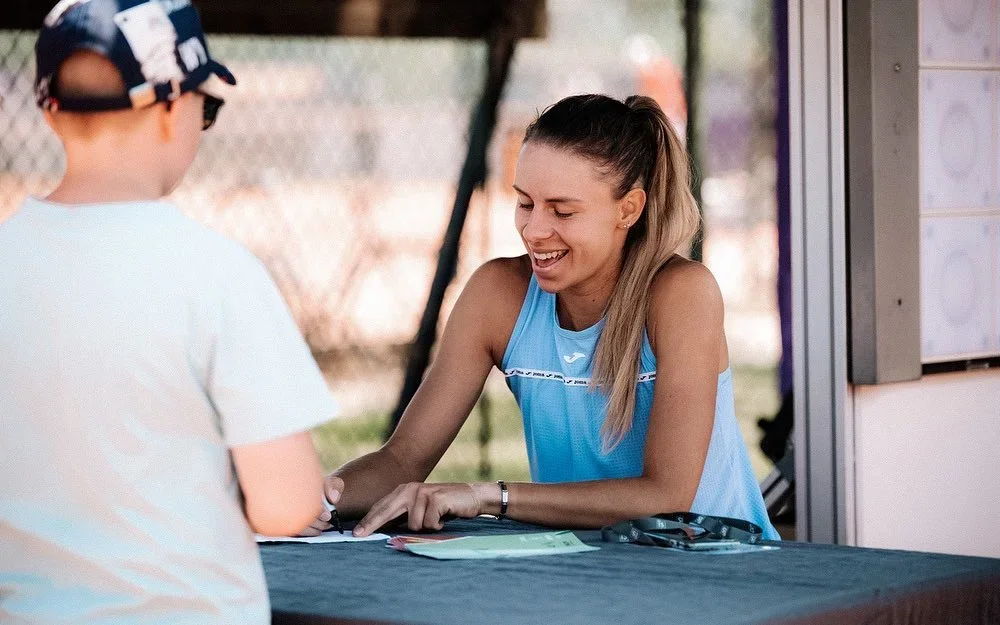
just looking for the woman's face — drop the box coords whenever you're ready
[513,141,635,294]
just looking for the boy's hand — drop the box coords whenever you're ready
[296,475,345,537]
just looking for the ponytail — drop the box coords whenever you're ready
[594,96,700,449]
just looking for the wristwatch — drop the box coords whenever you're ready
[496,480,509,520]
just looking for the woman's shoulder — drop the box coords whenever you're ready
[465,255,532,301]
[462,256,533,362]
[649,255,722,297]
[470,256,533,315]
[646,256,724,332]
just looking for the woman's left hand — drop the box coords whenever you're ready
[353,482,495,536]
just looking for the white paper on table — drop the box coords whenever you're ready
[255,532,389,544]
[255,496,390,543]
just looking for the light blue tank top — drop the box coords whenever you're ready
[502,275,779,540]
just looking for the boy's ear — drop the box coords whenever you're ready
[158,100,180,143]
[41,109,58,133]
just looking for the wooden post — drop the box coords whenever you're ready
[386,22,519,438]
[684,0,705,261]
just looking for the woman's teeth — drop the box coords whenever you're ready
[533,250,567,261]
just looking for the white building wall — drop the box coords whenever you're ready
[852,369,1000,557]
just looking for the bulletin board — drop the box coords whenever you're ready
[918,0,1000,364]
[845,0,1000,383]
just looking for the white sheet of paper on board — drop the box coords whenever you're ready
[920,0,995,64]
[994,216,1000,352]
[920,216,995,359]
[920,70,994,213]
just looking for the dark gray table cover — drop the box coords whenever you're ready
[262,518,1000,625]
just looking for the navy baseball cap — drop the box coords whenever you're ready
[35,0,236,112]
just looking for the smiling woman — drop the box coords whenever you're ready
[301,94,778,541]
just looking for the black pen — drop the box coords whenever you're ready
[325,499,344,534]
[331,506,344,534]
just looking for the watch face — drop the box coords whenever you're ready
[497,481,509,517]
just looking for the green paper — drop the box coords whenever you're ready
[403,531,599,560]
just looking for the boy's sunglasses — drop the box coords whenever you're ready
[199,92,225,131]
[162,91,225,131]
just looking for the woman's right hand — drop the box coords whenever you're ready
[296,474,345,537]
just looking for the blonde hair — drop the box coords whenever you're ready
[523,94,701,449]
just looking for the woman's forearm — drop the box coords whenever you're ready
[479,477,696,529]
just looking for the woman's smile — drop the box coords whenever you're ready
[531,248,569,271]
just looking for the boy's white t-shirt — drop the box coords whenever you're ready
[0,198,337,624]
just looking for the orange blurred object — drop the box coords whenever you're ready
[637,57,688,139]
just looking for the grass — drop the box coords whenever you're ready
[311,364,780,484]
[310,394,531,483]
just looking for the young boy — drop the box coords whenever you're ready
[0,1,335,622]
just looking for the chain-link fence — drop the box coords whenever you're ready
[1,0,780,480]
[1,33,501,417]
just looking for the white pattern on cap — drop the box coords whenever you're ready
[113,2,184,85]
[44,0,93,27]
